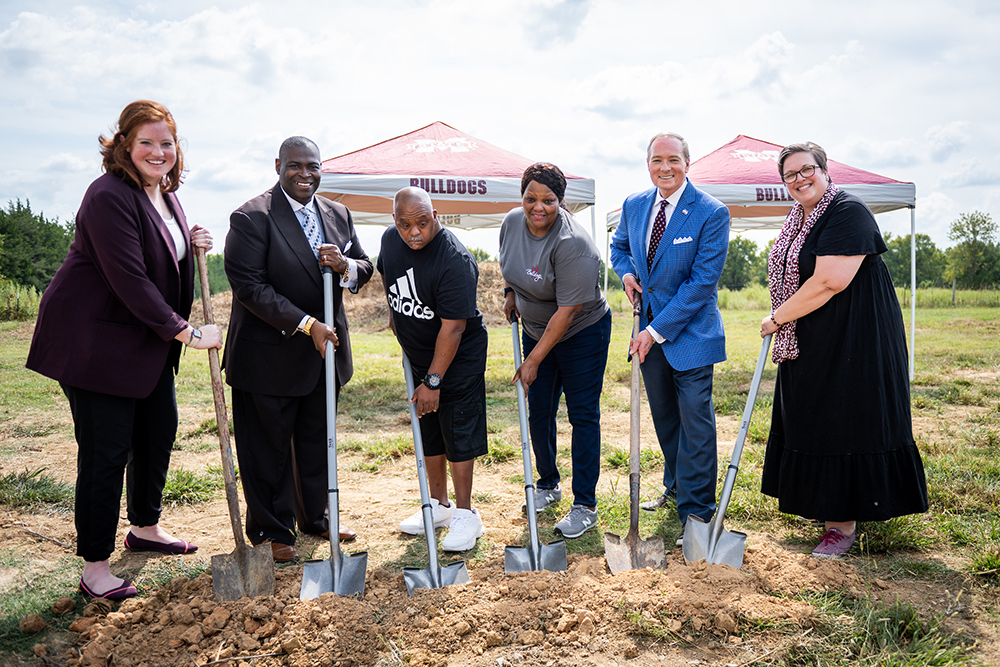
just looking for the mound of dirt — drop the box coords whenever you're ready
[45,543,859,667]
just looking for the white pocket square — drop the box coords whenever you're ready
[673,236,693,245]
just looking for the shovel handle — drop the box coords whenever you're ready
[628,293,642,533]
[196,248,249,554]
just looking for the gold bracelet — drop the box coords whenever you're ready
[303,317,317,336]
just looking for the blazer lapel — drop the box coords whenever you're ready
[650,180,696,271]
[270,186,322,287]
[633,189,656,284]
[316,197,347,251]
[138,189,180,269]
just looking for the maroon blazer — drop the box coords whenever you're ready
[26,173,194,398]
[223,184,373,396]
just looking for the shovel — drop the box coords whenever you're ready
[603,293,666,574]
[401,352,470,596]
[504,314,568,574]
[196,248,275,602]
[301,266,369,599]
[683,334,772,568]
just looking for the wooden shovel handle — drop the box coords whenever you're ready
[195,248,249,553]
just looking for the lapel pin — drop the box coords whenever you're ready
[682,209,689,215]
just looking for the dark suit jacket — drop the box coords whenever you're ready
[223,184,373,396]
[27,173,193,398]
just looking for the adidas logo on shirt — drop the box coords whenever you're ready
[387,268,435,320]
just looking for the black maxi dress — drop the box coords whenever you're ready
[760,191,928,522]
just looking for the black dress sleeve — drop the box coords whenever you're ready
[813,192,888,257]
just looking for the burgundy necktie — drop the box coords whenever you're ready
[647,200,668,270]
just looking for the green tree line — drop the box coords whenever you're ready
[718,211,1000,291]
[0,199,232,301]
[3,200,999,298]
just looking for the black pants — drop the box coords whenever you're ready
[61,363,177,562]
[230,370,337,546]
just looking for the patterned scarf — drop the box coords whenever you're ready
[768,182,840,363]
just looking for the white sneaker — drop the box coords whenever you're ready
[441,508,484,551]
[398,498,454,535]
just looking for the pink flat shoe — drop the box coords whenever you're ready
[124,531,198,555]
[79,578,138,600]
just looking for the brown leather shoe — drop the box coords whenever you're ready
[319,525,357,542]
[269,542,297,563]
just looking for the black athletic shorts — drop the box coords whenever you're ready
[416,371,488,463]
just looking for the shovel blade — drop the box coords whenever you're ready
[211,543,275,602]
[603,530,666,575]
[504,539,568,574]
[682,515,747,568]
[300,550,369,600]
[403,560,470,596]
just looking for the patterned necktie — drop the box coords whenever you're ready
[647,199,669,270]
[299,206,322,260]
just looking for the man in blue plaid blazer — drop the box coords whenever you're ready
[609,132,729,543]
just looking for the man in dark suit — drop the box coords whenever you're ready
[224,136,373,562]
[609,132,729,547]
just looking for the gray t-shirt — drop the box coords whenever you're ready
[499,207,609,342]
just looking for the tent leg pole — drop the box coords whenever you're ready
[910,206,916,382]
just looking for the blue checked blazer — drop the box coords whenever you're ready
[610,179,729,371]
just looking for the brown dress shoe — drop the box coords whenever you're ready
[319,525,357,542]
[269,542,297,562]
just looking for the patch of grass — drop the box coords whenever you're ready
[970,543,1000,579]
[0,467,74,511]
[482,435,519,465]
[133,558,211,591]
[161,467,223,505]
[858,516,935,554]
[182,416,233,440]
[603,445,663,473]
[3,422,56,438]
[796,592,975,665]
[0,551,82,658]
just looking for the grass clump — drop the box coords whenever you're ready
[0,467,74,511]
[161,467,223,505]
[482,435,519,465]
[0,552,82,657]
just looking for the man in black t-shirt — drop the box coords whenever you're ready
[377,187,489,552]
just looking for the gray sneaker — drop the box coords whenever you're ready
[522,486,562,514]
[554,505,598,539]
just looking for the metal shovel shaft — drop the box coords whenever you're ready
[603,294,665,573]
[401,353,469,594]
[682,334,772,567]
[504,315,567,573]
[300,267,367,599]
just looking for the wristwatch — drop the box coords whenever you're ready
[302,317,317,335]
[187,328,202,346]
[503,286,514,296]
[422,373,442,390]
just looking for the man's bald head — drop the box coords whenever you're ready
[393,186,434,215]
[392,187,441,251]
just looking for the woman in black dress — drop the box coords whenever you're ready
[759,142,927,558]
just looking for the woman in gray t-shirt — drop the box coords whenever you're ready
[499,163,612,539]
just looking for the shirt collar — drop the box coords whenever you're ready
[279,186,316,215]
[654,179,687,211]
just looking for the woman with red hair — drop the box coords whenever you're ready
[28,101,223,599]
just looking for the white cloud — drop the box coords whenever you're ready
[926,121,969,161]
[938,158,1000,188]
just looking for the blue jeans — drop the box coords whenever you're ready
[639,348,717,525]
[522,310,611,508]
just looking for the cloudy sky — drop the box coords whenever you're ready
[2,0,998,259]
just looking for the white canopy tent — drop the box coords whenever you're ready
[317,121,598,237]
[606,135,918,379]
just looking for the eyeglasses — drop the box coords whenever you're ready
[782,164,820,184]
